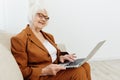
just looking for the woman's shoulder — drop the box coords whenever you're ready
[13,30,27,39]
[11,27,29,43]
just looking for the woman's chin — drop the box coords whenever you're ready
[38,26,45,30]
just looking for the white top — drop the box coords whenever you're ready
[43,40,57,62]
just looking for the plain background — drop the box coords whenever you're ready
[0,0,120,61]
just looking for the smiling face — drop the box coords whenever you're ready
[32,9,49,31]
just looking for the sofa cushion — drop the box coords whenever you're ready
[0,30,14,50]
[57,44,66,52]
[0,44,23,80]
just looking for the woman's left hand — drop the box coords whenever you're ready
[59,53,76,63]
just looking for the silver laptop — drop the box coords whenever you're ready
[59,40,106,68]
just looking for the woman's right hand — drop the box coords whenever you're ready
[41,64,66,76]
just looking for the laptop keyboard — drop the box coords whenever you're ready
[67,58,85,66]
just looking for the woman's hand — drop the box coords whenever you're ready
[41,64,66,76]
[59,54,76,63]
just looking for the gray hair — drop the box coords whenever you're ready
[28,0,45,26]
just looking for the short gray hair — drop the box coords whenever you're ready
[28,0,45,25]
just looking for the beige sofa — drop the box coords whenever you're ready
[0,30,23,80]
[0,30,66,80]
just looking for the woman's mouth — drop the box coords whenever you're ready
[38,21,45,25]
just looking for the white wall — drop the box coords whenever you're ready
[0,0,29,33]
[0,0,120,61]
[0,0,4,29]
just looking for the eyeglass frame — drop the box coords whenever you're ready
[36,13,50,21]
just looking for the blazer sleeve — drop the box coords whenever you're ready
[11,37,42,80]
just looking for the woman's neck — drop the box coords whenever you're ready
[30,25,41,33]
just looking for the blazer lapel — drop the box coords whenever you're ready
[41,31,58,50]
[25,25,49,53]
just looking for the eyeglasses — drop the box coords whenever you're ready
[37,13,49,21]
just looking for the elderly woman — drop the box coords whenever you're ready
[11,1,91,80]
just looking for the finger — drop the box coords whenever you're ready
[52,71,57,75]
[64,56,74,62]
[70,53,77,58]
[60,55,75,62]
[70,55,76,60]
[68,55,76,59]
[69,54,77,60]
[60,58,64,63]
[59,65,66,70]
[71,53,76,55]
[56,65,66,70]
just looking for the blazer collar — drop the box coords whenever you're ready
[25,24,58,53]
[40,30,57,49]
[25,24,49,53]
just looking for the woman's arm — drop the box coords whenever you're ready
[11,37,42,79]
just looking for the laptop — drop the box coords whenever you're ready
[59,40,106,68]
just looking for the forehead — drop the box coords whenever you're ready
[37,9,48,16]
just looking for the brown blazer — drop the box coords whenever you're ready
[11,25,61,80]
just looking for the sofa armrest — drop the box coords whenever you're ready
[57,44,69,55]
[0,44,23,80]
